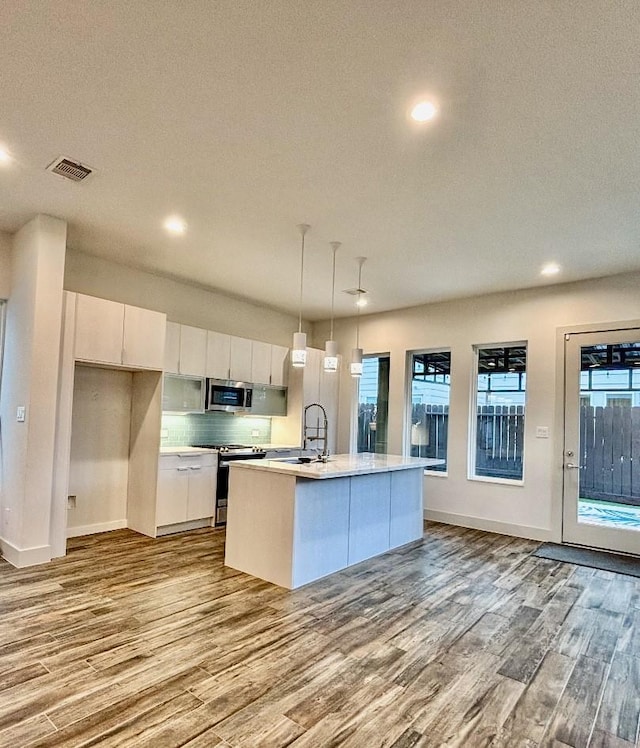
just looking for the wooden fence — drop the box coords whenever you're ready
[475,405,525,480]
[361,403,640,504]
[358,403,388,453]
[579,405,640,507]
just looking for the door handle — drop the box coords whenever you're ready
[565,463,583,470]
[190,466,202,471]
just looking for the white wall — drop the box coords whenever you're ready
[0,231,11,297]
[0,215,67,566]
[312,271,640,541]
[68,366,132,536]
[64,248,305,346]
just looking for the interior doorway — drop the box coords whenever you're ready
[563,329,640,555]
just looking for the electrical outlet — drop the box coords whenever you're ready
[67,495,77,509]
[536,426,549,439]
[16,406,26,422]
[251,429,260,438]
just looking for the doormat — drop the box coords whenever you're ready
[532,543,640,578]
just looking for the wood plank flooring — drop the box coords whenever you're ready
[0,522,639,747]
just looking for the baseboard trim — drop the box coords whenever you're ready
[0,537,52,568]
[155,518,213,537]
[66,519,128,539]
[424,509,552,543]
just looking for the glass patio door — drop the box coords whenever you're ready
[563,329,640,555]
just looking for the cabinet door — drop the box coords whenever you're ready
[179,325,207,376]
[303,347,322,407]
[123,305,166,370]
[251,341,272,385]
[293,478,350,587]
[229,336,252,381]
[75,294,124,364]
[156,467,189,525]
[164,322,181,374]
[206,331,231,380]
[348,473,391,564]
[319,362,340,454]
[389,469,424,548]
[270,345,289,387]
[186,465,216,520]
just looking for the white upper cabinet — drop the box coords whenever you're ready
[206,330,232,380]
[75,294,124,364]
[164,323,206,376]
[74,294,166,370]
[251,341,272,385]
[229,336,252,382]
[164,322,181,374]
[270,344,289,387]
[178,325,207,376]
[123,305,166,370]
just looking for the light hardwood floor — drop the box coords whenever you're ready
[0,522,639,747]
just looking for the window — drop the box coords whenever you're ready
[473,344,526,481]
[357,355,389,453]
[409,350,451,472]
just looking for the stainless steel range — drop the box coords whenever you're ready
[193,444,267,526]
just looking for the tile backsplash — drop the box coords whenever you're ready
[161,412,272,447]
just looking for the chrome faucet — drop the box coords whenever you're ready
[303,402,330,461]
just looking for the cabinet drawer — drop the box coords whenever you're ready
[159,452,217,470]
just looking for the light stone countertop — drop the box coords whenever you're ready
[160,444,302,455]
[229,453,439,480]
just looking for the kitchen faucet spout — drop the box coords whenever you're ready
[303,403,329,460]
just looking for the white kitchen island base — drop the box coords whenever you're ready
[224,454,432,589]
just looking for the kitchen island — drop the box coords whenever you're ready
[225,453,436,589]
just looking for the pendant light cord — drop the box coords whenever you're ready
[329,241,341,340]
[355,256,366,349]
[297,224,310,334]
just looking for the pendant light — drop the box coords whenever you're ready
[350,256,366,378]
[323,241,341,372]
[291,223,310,367]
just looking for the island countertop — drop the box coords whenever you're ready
[228,452,438,479]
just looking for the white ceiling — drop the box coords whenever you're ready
[1,1,639,320]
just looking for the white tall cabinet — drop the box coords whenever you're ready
[55,292,166,551]
[271,347,339,453]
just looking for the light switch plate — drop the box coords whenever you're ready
[536,426,549,438]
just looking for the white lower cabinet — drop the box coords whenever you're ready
[156,453,216,527]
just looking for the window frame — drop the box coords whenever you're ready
[468,340,527,485]
[405,347,452,476]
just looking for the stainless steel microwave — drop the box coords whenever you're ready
[205,379,253,412]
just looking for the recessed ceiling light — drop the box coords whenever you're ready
[356,297,368,308]
[164,216,187,235]
[410,101,438,123]
[0,147,12,164]
[541,262,560,276]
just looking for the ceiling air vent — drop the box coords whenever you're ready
[46,157,93,182]
[343,287,367,296]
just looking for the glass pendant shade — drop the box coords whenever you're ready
[323,339,339,372]
[292,331,307,368]
[350,347,363,377]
